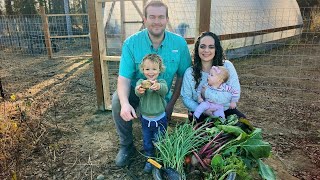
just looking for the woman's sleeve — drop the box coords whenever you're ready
[181,68,199,112]
[224,60,241,95]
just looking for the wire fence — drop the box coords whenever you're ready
[0,7,319,100]
[0,13,91,57]
[1,4,320,180]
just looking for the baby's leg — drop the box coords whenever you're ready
[194,101,210,118]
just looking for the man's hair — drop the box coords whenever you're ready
[144,0,169,18]
[140,54,165,73]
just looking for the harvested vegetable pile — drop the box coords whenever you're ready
[154,115,276,180]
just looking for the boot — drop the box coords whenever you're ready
[115,144,135,167]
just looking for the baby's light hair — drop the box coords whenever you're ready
[211,66,229,83]
[139,54,165,73]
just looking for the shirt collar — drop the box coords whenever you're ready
[144,29,168,49]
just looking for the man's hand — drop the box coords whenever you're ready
[120,103,137,121]
[165,102,174,121]
[117,76,137,121]
[229,102,237,109]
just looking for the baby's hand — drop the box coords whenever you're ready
[136,84,146,95]
[229,102,237,109]
[197,97,204,103]
[150,80,160,91]
[141,80,152,89]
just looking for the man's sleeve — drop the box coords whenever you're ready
[119,42,135,79]
[177,42,192,77]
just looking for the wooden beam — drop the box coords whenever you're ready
[172,112,188,119]
[50,34,90,38]
[185,37,195,44]
[219,24,303,40]
[106,1,116,27]
[120,0,126,43]
[97,0,143,2]
[88,0,105,110]
[102,56,121,61]
[130,0,143,19]
[46,13,87,16]
[39,5,52,59]
[196,0,211,35]
[97,1,112,110]
[181,24,303,44]
[124,20,143,23]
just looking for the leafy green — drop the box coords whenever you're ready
[217,125,247,137]
[240,139,271,159]
[211,154,223,173]
[155,122,209,176]
[258,159,276,180]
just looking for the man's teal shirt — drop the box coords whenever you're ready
[119,29,192,101]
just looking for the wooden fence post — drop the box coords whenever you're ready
[39,5,53,59]
[196,0,211,35]
[88,0,106,111]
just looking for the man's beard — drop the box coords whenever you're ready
[149,28,165,38]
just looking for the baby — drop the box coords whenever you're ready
[194,66,239,120]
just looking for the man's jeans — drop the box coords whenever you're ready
[140,115,167,156]
[112,88,140,146]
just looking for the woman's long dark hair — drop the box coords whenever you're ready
[192,32,224,89]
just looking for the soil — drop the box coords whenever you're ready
[0,44,319,180]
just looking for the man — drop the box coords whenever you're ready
[112,0,191,168]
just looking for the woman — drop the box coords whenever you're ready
[181,31,246,122]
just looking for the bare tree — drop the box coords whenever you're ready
[5,0,13,15]
[0,1,3,15]
[13,0,37,15]
[64,0,73,38]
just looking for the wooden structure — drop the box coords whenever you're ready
[39,5,91,59]
[88,0,211,112]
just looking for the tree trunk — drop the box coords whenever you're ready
[5,0,14,15]
[0,78,5,99]
[64,0,73,39]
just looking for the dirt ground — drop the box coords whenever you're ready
[0,44,319,180]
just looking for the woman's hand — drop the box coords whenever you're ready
[229,102,237,109]
[201,86,207,98]
[204,109,214,116]
[197,96,204,103]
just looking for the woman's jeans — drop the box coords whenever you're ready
[140,115,167,156]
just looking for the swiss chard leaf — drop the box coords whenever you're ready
[240,139,271,159]
[248,128,263,140]
[258,159,276,180]
[238,128,271,159]
[211,154,224,173]
[217,125,247,137]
